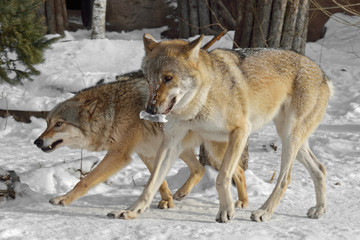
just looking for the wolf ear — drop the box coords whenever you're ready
[185,34,204,64]
[84,98,98,116]
[143,33,158,54]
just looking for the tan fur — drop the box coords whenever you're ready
[34,73,248,209]
[113,34,331,222]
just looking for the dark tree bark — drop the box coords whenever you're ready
[237,0,255,48]
[198,0,211,34]
[177,0,237,38]
[251,0,273,47]
[268,0,287,48]
[189,0,199,36]
[81,0,94,29]
[177,0,190,38]
[55,0,65,35]
[45,0,56,34]
[234,0,309,54]
[45,0,68,36]
[209,0,221,32]
[217,1,236,29]
[0,109,48,123]
[292,0,310,53]
[281,0,300,49]
[233,1,245,49]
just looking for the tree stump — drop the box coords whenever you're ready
[0,170,21,201]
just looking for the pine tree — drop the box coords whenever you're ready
[0,0,58,85]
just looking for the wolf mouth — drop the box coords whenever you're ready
[163,97,176,115]
[41,139,63,152]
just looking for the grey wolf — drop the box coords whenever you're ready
[34,71,248,209]
[111,34,332,223]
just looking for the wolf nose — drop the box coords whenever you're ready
[34,138,44,148]
[146,105,156,115]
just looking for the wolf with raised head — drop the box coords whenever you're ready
[34,71,248,209]
[110,34,332,223]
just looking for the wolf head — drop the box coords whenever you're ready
[34,98,97,152]
[141,33,204,116]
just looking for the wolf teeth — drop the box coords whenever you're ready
[48,145,52,149]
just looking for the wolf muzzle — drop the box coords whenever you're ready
[34,138,44,148]
[34,138,63,152]
[146,105,157,115]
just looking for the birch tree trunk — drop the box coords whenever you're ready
[91,0,107,39]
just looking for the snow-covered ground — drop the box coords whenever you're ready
[0,13,359,239]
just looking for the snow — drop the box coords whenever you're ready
[0,13,360,239]
[139,111,168,123]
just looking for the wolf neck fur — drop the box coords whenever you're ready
[170,52,213,120]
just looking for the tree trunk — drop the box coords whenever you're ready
[55,0,65,35]
[45,0,56,34]
[281,0,300,49]
[234,0,309,54]
[177,0,237,38]
[209,0,221,32]
[177,0,190,38]
[0,109,48,123]
[233,1,245,49]
[44,0,67,36]
[217,1,236,29]
[91,0,107,39]
[237,0,255,48]
[251,0,273,47]
[292,0,309,53]
[198,0,211,35]
[268,0,287,48]
[189,0,199,36]
[199,145,209,166]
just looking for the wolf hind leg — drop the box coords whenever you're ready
[251,96,327,222]
[233,165,249,208]
[296,141,326,218]
[50,151,132,206]
[250,132,301,222]
[173,150,205,201]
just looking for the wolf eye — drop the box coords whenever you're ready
[55,122,63,127]
[163,76,173,83]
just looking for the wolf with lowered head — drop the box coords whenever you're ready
[34,72,248,210]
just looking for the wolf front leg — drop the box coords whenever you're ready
[216,126,250,223]
[137,153,174,209]
[107,131,186,220]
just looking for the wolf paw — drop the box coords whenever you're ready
[49,195,70,206]
[107,210,141,220]
[235,200,249,209]
[307,206,326,219]
[157,199,174,209]
[250,209,272,222]
[173,190,188,201]
[215,206,235,223]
